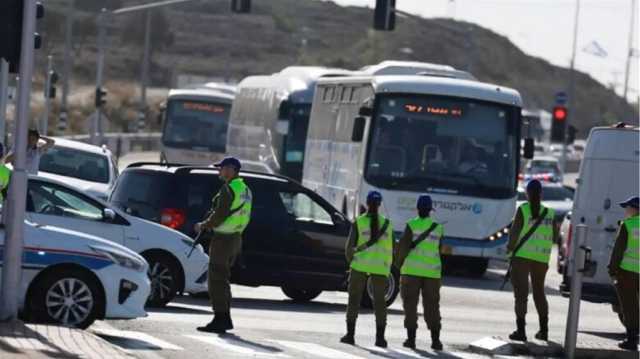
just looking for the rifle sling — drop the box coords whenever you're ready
[410,222,439,249]
[354,219,390,252]
[511,207,549,257]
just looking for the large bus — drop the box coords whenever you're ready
[226,67,351,181]
[303,72,528,275]
[160,83,236,165]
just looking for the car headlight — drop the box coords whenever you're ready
[90,245,146,272]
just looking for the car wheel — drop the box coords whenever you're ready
[281,285,322,302]
[32,269,103,329]
[144,253,179,307]
[362,267,400,308]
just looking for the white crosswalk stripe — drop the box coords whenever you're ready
[185,335,290,357]
[366,346,424,358]
[269,340,366,359]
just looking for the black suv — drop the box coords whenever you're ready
[110,163,399,306]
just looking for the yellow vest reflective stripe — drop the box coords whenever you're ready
[515,203,555,264]
[214,178,253,234]
[0,164,10,202]
[620,216,639,273]
[350,214,393,277]
[401,217,443,279]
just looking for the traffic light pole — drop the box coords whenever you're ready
[60,0,73,134]
[562,0,580,174]
[41,54,52,135]
[94,8,107,145]
[139,10,152,132]
[0,60,9,144]
[0,0,36,321]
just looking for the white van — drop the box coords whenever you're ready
[562,124,639,304]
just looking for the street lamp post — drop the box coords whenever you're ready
[562,0,581,174]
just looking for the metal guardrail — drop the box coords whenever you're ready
[62,132,162,159]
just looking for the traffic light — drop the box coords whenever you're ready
[95,87,107,108]
[374,0,396,31]
[550,105,568,143]
[46,70,58,99]
[0,0,44,74]
[231,0,251,13]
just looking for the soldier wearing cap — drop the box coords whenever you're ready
[196,157,253,333]
[395,195,444,350]
[506,179,557,342]
[608,196,639,351]
[341,191,393,348]
[0,143,11,203]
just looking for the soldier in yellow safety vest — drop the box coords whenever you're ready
[195,157,252,334]
[0,143,11,203]
[395,195,444,351]
[608,196,639,351]
[341,191,393,348]
[506,179,557,342]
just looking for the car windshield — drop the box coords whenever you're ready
[529,161,559,174]
[365,94,519,198]
[39,146,110,184]
[162,99,230,152]
[543,186,574,201]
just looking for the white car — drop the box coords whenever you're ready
[26,176,209,307]
[37,138,119,200]
[0,220,150,329]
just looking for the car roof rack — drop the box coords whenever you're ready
[126,162,187,169]
[126,162,297,184]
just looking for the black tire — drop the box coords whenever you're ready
[361,267,400,309]
[31,269,103,329]
[144,253,180,307]
[467,258,489,278]
[281,285,322,302]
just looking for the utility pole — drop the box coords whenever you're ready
[0,0,37,321]
[0,60,9,144]
[41,54,52,135]
[562,0,580,174]
[623,0,637,102]
[60,0,73,134]
[139,10,152,132]
[94,8,107,145]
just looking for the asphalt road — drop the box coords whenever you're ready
[92,247,625,359]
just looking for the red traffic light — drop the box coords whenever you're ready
[553,106,567,121]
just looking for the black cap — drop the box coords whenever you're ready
[28,128,40,137]
[619,196,639,210]
[214,157,241,171]
[417,194,433,211]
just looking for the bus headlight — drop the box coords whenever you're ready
[488,225,511,241]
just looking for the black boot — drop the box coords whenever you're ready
[534,316,548,341]
[430,329,443,351]
[375,325,388,348]
[197,312,231,333]
[618,329,639,351]
[340,321,356,345]
[509,317,527,342]
[403,328,416,349]
[197,314,219,333]
[224,312,234,331]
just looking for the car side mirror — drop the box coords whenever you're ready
[332,212,346,226]
[523,138,534,159]
[352,116,366,142]
[103,208,116,221]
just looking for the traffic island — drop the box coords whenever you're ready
[469,335,637,358]
[0,320,133,358]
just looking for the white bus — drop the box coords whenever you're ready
[160,83,236,165]
[303,73,527,275]
[226,67,351,181]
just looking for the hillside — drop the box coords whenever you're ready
[40,0,638,135]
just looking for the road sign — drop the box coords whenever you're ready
[555,91,568,105]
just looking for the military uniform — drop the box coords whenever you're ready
[609,207,639,351]
[341,211,393,347]
[197,172,252,333]
[396,215,444,350]
[507,201,555,341]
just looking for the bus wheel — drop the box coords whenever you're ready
[467,258,488,278]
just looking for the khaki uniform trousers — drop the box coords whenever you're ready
[345,269,388,326]
[615,269,639,332]
[511,257,549,320]
[401,275,441,331]
[207,233,242,313]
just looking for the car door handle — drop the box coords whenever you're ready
[604,226,618,233]
[126,236,140,240]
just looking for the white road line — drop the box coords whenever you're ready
[270,340,366,359]
[185,335,289,357]
[377,347,424,358]
[91,328,184,351]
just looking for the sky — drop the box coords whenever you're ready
[319,0,639,102]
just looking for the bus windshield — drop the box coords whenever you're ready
[365,94,519,198]
[162,99,230,152]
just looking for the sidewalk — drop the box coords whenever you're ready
[470,331,637,358]
[0,320,133,359]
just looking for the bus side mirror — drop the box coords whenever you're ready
[352,116,366,142]
[523,138,534,159]
[358,105,373,117]
[278,100,291,121]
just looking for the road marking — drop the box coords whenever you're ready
[92,328,184,351]
[185,335,289,357]
[365,346,424,358]
[270,340,365,359]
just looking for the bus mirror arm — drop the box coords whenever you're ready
[523,138,535,159]
[352,116,366,142]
